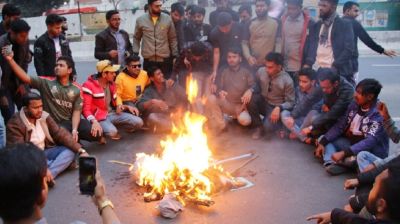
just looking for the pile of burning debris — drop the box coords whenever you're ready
[110,76,256,219]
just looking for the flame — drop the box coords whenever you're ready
[186,73,198,104]
[134,75,220,204]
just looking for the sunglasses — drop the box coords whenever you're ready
[129,64,141,68]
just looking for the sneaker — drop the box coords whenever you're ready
[251,127,264,140]
[325,164,348,176]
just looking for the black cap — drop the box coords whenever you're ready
[217,12,232,27]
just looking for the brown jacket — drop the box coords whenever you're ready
[6,109,81,153]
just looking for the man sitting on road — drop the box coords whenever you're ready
[137,66,187,133]
[82,60,144,140]
[315,79,389,176]
[115,55,150,108]
[281,68,320,143]
[3,51,103,144]
[6,92,88,186]
[205,47,254,133]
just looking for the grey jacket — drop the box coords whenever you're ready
[133,12,178,60]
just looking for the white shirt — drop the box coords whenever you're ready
[29,119,46,150]
[316,25,334,68]
[53,37,62,60]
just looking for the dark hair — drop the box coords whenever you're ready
[22,92,42,107]
[265,52,284,66]
[45,14,64,26]
[106,10,119,20]
[10,19,31,33]
[171,2,185,16]
[2,4,21,18]
[190,5,206,16]
[61,16,67,22]
[255,0,271,6]
[147,66,161,77]
[238,4,252,16]
[343,1,359,13]
[317,68,340,83]
[0,143,47,222]
[381,160,400,222]
[286,0,303,7]
[148,0,159,6]
[227,47,242,56]
[356,78,382,100]
[144,4,149,12]
[298,68,316,81]
[190,41,207,56]
[186,4,197,13]
[57,56,75,81]
[320,0,339,5]
[125,54,141,65]
[217,12,233,27]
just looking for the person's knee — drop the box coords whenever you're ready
[102,123,118,136]
[237,111,251,126]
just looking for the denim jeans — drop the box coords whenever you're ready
[357,151,380,172]
[100,112,143,136]
[323,137,351,166]
[281,110,319,141]
[45,146,75,178]
[0,112,5,149]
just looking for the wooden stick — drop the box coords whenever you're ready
[214,153,254,165]
[230,155,259,175]
[108,160,134,167]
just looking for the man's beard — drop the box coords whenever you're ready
[256,11,268,18]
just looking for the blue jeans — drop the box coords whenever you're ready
[0,112,5,148]
[281,110,319,141]
[323,137,351,166]
[45,146,75,178]
[100,112,143,136]
[357,151,380,172]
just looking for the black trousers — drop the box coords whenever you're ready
[143,58,173,79]
[60,118,100,142]
[247,94,283,131]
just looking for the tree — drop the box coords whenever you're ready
[7,0,66,17]
[109,0,122,10]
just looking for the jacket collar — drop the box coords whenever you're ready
[19,108,49,131]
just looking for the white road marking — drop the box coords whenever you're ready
[372,64,400,67]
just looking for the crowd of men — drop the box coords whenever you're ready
[0,0,399,223]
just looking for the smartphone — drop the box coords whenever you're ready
[79,156,97,195]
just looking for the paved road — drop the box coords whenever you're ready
[26,56,399,223]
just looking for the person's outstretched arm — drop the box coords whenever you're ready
[93,172,121,224]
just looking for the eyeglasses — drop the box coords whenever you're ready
[129,64,141,68]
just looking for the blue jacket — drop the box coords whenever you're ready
[321,101,389,159]
[304,16,355,79]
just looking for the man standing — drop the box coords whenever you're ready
[281,0,314,83]
[82,60,143,140]
[170,2,186,53]
[137,67,187,133]
[34,14,75,78]
[0,4,21,36]
[342,1,396,77]
[242,0,279,70]
[304,0,355,84]
[3,52,103,144]
[6,92,88,183]
[0,19,32,122]
[238,4,253,26]
[209,12,242,82]
[95,10,133,67]
[248,52,295,139]
[115,55,150,108]
[184,5,212,43]
[209,0,239,28]
[133,0,178,79]
[206,48,254,133]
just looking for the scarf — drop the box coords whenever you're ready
[319,12,337,46]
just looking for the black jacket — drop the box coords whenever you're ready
[305,16,355,79]
[0,33,31,102]
[34,32,75,76]
[94,27,133,65]
[343,16,385,72]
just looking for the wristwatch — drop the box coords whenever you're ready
[98,199,114,215]
[78,148,86,155]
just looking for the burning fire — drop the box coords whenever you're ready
[134,74,225,205]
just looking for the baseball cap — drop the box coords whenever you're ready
[96,60,120,73]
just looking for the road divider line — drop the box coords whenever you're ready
[372,64,400,67]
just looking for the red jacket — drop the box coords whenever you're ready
[281,11,314,66]
[82,75,117,121]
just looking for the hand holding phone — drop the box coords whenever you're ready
[79,156,97,195]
